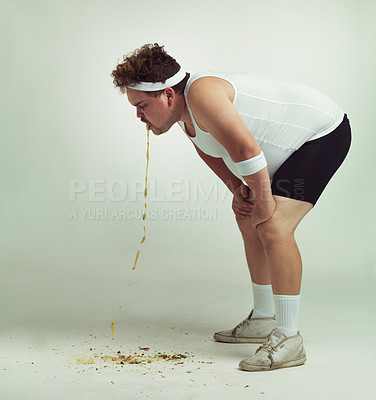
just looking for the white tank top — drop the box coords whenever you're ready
[178,70,344,181]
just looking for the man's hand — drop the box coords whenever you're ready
[232,183,255,219]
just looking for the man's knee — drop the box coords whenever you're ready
[256,212,294,246]
[235,214,258,238]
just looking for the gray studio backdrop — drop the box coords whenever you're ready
[1,0,375,290]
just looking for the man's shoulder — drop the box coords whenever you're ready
[187,72,235,103]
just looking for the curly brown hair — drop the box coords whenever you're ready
[111,43,189,96]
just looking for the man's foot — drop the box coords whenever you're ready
[239,329,307,371]
[213,311,276,343]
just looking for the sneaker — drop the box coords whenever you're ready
[213,311,276,343]
[239,329,307,371]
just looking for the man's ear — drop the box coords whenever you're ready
[165,87,175,105]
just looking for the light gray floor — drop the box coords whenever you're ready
[1,251,374,400]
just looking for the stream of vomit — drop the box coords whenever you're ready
[132,124,150,270]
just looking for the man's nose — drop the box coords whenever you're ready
[136,107,143,118]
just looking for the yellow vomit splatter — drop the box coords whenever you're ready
[133,124,150,269]
[111,321,115,336]
[72,349,214,370]
[75,352,96,365]
[101,352,189,365]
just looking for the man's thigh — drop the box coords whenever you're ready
[257,195,313,236]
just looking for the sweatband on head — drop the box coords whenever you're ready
[234,151,267,176]
[127,69,186,92]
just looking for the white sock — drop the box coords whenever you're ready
[251,283,275,319]
[273,294,300,337]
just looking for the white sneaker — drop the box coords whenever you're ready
[239,329,307,371]
[213,311,276,343]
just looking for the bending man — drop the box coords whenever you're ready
[111,43,351,371]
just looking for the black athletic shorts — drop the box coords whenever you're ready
[271,114,352,206]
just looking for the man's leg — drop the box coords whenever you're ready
[236,214,271,285]
[213,212,276,343]
[255,195,313,295]
[237,215,276,318]
[239,195,313,371]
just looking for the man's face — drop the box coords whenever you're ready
[127,88,178,135]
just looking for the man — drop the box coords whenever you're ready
[111,43,351,371]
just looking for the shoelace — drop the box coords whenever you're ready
[231,318,250,335]
[257,340,277,355]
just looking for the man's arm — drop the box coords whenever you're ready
[192,142,242,193]
[187,78,275,225]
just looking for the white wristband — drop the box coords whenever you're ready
[234,151,267,176]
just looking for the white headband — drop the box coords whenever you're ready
[127,69,186,91]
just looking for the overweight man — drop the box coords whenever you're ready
[111,43,351,371]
